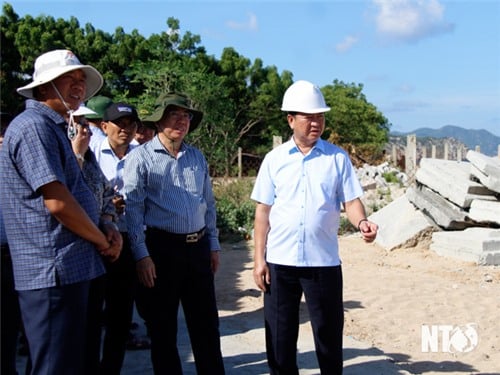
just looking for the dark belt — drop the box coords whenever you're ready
[147,227,206,243]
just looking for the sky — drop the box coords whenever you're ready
[5,0,500,136]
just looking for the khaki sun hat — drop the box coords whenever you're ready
[143,92,203,133]
[17,49,103,101]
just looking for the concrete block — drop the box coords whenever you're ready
[430,228,500,265]
[369,195,439,251]
[466,150,500,193]
[469,164,500,193]
[406,185,473,229]
[468,199,500,225]
[466,150,500,176]
[416,158,496,208]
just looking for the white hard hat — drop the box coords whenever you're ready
[281,80,330,114]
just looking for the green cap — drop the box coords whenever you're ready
[85,95,113,119]
[143,92,203,133]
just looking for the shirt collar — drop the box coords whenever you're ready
[26,99,66,127]
[287,137,326,155]
[151,135,186,155]
[101,137,136,157]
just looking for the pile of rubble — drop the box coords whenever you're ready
[367,150,500,265]
[356,162,408,216]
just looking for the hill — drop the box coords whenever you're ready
[391,125,500,156]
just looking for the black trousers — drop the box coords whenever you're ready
[85,274,105,375]
[100,233,136,375]
[136,228,225,375]
[264,263,344,375]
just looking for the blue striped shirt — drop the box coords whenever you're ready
[123,136,221,261]
[0,100,105,290]
[251,138,363,267]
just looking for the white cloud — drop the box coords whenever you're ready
[373,0,454,42]
[226,12,258,32]
[395,83,415,93]
[336,35,359,53]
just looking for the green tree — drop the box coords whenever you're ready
[0,3,24,114]
[244,61,293,154]
[1,4,90,113]
[322,80,390,161]
[2,4,391,174]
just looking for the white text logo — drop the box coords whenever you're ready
[421,324,478,353]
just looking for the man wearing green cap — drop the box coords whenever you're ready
[123,92,225,374]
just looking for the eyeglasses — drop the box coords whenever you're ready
[111,119,139,130]
[292,113,325,122]
[167,110,193,121]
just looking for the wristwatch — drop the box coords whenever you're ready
[75,153,85,162]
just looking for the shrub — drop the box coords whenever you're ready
[338,216,357,235]
[213,178,256,242]
[382,171,400,184]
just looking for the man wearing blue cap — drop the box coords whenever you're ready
[91,101,141,374]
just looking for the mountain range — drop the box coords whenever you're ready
[390,125,500,157]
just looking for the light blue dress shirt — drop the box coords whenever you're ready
[123,136,220,261]
[91,138,137,232]
[88,124,106,150]
[251,138,363,267]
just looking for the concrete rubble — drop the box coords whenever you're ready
[466,149,500,192]
[430,227,500,265]
[415,158,495,208]
[369,194,438,251]
[364,152,500,265]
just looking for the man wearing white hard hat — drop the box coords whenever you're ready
[0,49,121,375]
[251,80,378,374]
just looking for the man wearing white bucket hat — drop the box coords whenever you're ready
[0,49,121,375]
[251,80,378,374]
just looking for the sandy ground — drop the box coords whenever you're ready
[213,235,500,375]
[16,234,500,374]
[339,234,500,375]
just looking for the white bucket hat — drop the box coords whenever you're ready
[73,104,97,117]
[17,49,103,101]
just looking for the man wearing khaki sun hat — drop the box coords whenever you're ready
[0,49,121,375]
[123,92,225,374]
